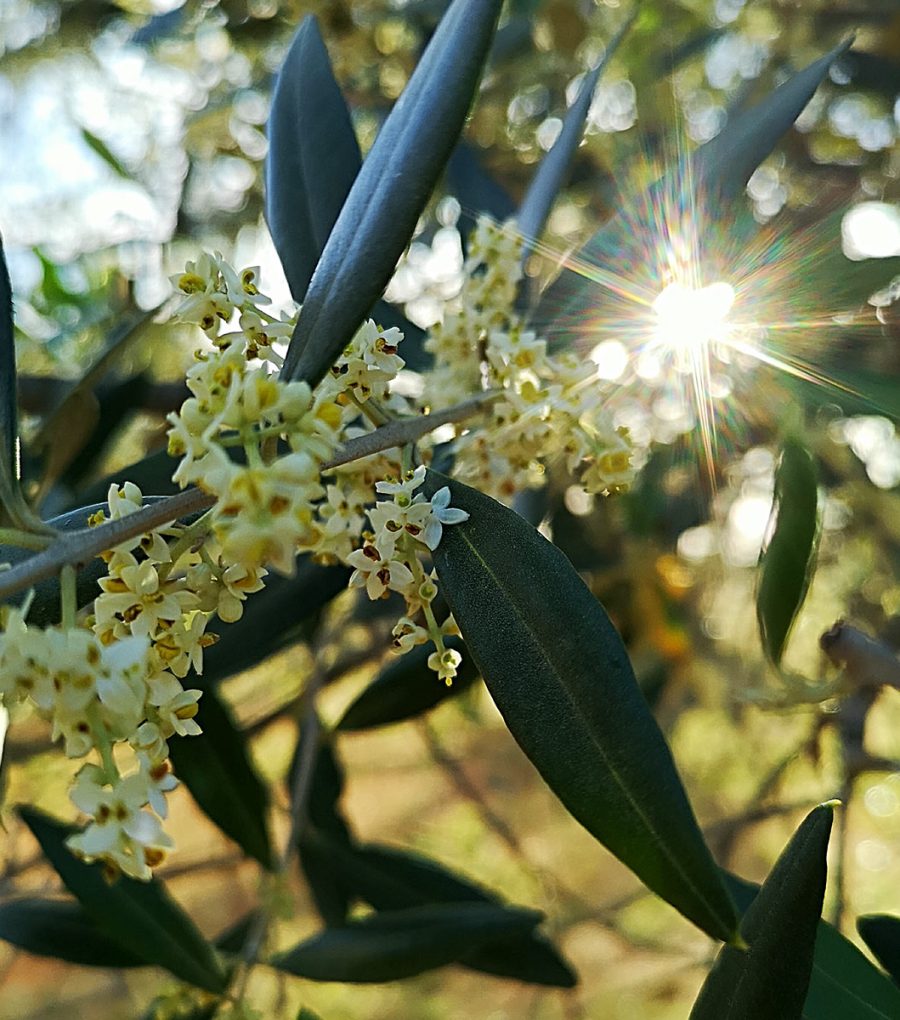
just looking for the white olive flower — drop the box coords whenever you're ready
[421,487,469,550]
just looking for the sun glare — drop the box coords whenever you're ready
[650,281,736,363]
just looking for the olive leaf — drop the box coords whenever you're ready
[0,897,145,968]
[336,636,479,731]
[516,12,635,260]
[168,683,273,869]
[690,805,833,1019]
[282,0,504,387]
[858,915,900,991]
[423,470,738,944]
[20,808,228,994]
[265,16,362,302]
[727,876,900,1019]
[757,438,820,666]
[270,902,543,983]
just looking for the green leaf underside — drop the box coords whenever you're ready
[283,0,504,388]
[516,12,634,256]
[0,897,145,968]
[726,880,900,1020]
[690,806,833,1020]
[265,16,362,303]
[858,915,900,991]
[424,471,738,944]
[308,835,576,987]
[20,808,227,993]
[757,438,819,666]
[168,683,273,869]
[336,635,479,731]
[270,902,542,983]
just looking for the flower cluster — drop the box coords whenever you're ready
[425,217,636,501]
[347,465,468,683]
[0,605,176,879]
[0,217,639,879]
[166,252,343,575]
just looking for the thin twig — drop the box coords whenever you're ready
[0,393,498,604]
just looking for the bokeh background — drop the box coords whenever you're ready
[1,0,900,1016]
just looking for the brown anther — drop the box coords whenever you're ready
[269,495,290,514]
[143,847,166,868]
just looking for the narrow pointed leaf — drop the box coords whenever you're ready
[282,0,504,387]
[858,915,900,989]
[757,438,820,666]
[266,16,362,302]
[270,902,542,983]
[318,836,576,987]
[423,471,738,943]
[20,808,228,993]
[336,636,479,731]
[0,233,26,524]
[727,877,900,1020]
[295,734,355,926]
[517,12,634,257]
[690,805,833,1020]
[168,684,273,869]
[696,39,853,200]
[0,897,145,967]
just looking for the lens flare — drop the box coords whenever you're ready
[650,281,735,363]
[526,148,891,490]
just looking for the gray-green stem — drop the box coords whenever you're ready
[0,391,499,604]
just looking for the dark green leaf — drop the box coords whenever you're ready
[757,438,820,666]
[265,17,362,302]
[270,902,542,983]
[169,684,273,869]
[727,877,900,1019]
[336,636,479,731]
[690,805,833,1020]
[423,471,738,944]
[20,808,228,993]
[0,897,145,967]
[295,734,355,926]
[72,447,180,506]
[213,911,257,955]
[858,915,900,989]
[516,12,634,258]
[319,837,576,987]
[297,1009,323,1020]
[0,232,30,527]
[282,0,504,387]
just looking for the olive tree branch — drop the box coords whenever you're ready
[0,391,498,603]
